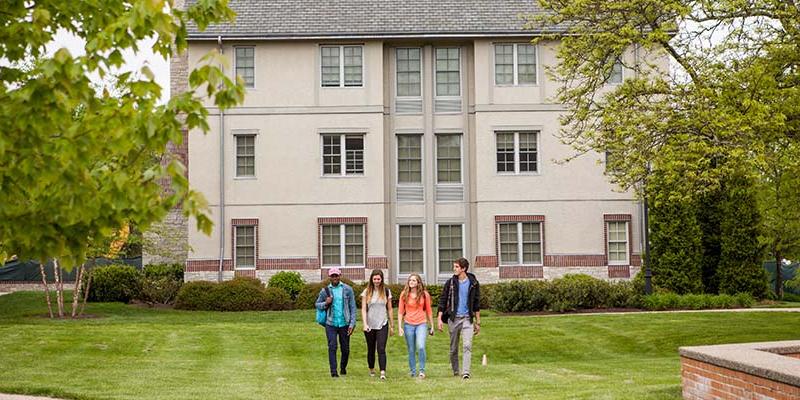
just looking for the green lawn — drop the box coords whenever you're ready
[1,292,798,400]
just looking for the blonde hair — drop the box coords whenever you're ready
[400,273,427,307]
[365,269,387,302]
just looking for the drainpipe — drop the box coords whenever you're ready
[217,35,226,283]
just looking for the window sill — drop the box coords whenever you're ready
[233,176,257,180]
[234,267,257,271]
[494,84,539,88]
[496,172,541,176]
[321,174,366,179]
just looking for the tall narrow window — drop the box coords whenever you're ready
[437,224,463,274]
[607,221,629,264]
[396,48,421,97]
[235,135,255,177]
[397,135,422,184]
[608,58,623,84]
[321,45,363,87]
[435,48,460,96]
[498,222,542,265]
[235,47,255,88]
[494,44,536,85]
[322,134,364,176]
[398,225,424,274]
[496,131,538,174]
[321,224,365,267]
[436,134,461,183]
[235,225,256,268]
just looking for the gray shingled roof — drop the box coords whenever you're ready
[187,0,558,39]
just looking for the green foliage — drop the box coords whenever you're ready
[143,263,184,282]
[550,274,613,312]
[174,281,217,311]
[696,189,724,294]
[139,276,182,306]
[786,275,800,293]
[174,277,291,312]
[294,282,326,310]
[86,264,141,303]
[262,287,293,311]
[0,0,243,270]
[267,272,305,301]
[492,280,552,312]
[479,284,496,310]
[640,293,753,311]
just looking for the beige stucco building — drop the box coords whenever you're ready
[177,0,644,284]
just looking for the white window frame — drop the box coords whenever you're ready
[320,133,365,177]
[435,133,463,185]
[233,132,257,179]
[396,223,426,279]
[498,222,543,266]
[435,223,466,277]
[233,225,257,270]
[433,47,462,99]
[321,224,366,268]
[396,133,424,186]
[233,46,256,89]
[495,130,540,175]
[395,47,423,99]
[607,221,629,265]
[320,45,365,88]
[493,43,538,86]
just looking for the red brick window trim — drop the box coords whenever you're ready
[318,217,368,269]
[603,214,632,266]
[232,219,259,270]
[494,215,545,267]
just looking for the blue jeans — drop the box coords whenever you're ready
[403,322,427,375]
[325,325,350,375]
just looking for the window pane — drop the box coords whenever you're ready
[322,134,341,175]
[608,58,623,84]
[522,223,542,264]
[345,224,364,266]
[345,135,364,174]
[322,225,341,266]
[435,48,460,96]
[236,135,255,177]
[517,44,537,84]
[496,132,515,172]
[235,226,255,268]
[498,223,518,264]
[399,225,423,274]
[235,47,255,88]
[607,222,628,263]
[397,135,422,184]
[438,225,463,274]
[518,131,538,172]
[495,45,513,84]
[436,135,461,183]
[343,46,363,86]
[321,46,341,87]
[397,48,421,97]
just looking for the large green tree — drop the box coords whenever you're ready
[0,0,244,317]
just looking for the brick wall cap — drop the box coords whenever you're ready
[679,340,800,387]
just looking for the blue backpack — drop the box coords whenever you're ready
[315,287,331,326]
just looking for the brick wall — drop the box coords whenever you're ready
[681,357,800,400]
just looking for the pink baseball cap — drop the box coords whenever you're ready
[328,267,342,276]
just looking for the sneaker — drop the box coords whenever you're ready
[380,372,386,380]
[418,372,426,379]
[453,371,460,377]
[340,368,347,376]
[331,373,339,378]
[410,372,416,378]
[369,370,376,377]
[462,373,471,380]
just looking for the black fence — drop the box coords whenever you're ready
[0,257,142,283]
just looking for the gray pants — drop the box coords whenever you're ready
[448,316,474,375]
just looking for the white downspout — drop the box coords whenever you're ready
[217,35,226,283]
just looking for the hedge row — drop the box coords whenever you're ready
[175,277,292,311]
[86,263,184,304]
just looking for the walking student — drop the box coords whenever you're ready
[315,267,357,378]
[397,273,434,379]
[361,269,394,380]
[437,257,481,380]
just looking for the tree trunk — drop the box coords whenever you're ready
[775,250,783,299]
[71,263,85,318]
[38,262,54,319]
[53,259,64,318]
[79,270,93,317]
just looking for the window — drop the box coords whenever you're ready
[321,45,363,87]
[397,135,422,184]
[498,222,542,265]
[435,48,460,96]
[235,135,255,177]
[437,224,463,274]
[607,58,623,84]
[235,225,256,269]
[235,47,255,88]
[436,134,461,183]
[322,134,364,176]
[494,43,536,85]
[607,221,628,264]
[396,48,421,97]
[398,225,424,274]
[322,224,365,267]
[496,131,538,174]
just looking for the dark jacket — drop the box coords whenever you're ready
[438,272,480,324]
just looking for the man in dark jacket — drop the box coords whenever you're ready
[437,257,480,379]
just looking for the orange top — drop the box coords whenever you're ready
[398,291,432,325]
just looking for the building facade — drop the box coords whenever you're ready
[179,0,647,284]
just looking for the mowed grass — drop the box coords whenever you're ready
[0,291,798,400]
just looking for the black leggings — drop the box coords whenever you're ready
[364,324,389,371]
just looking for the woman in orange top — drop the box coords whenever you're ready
[397,273,434,378]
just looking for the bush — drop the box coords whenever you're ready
[295,282,326,309]
[86,264,141,303]
[263,287,293,311]
[213,278,268,311]
[143,263,184,282]
[640,292,754,311]
[492,280,551,312]
[479,284,496,310]
[550,274,612,312]
[607,280,640,308]
[139,276,182,305]
[641,292,682,311]
[175,281,218,310]
[268,272,305,300]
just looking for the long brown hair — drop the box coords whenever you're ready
[400,273,427,307]
[365,269,387,302]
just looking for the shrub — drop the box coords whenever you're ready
[295,282,326,309]
[142,263,184,282]
[86,264,141,303]
[479,284,496,310]
[268,271,305,300]
[213,278,268,311]
[640,292,753,311]
[607,280,639,308]
[550,274,611,311]
[175,281,218,310]
[492,280,551,313]
[649,190,704,294]
[263,287,293,311]
[641,292,682,311]
[139,276,182,305]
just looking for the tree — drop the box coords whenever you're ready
[0,0,244,317]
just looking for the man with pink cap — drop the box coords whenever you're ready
[315,267,357,377]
